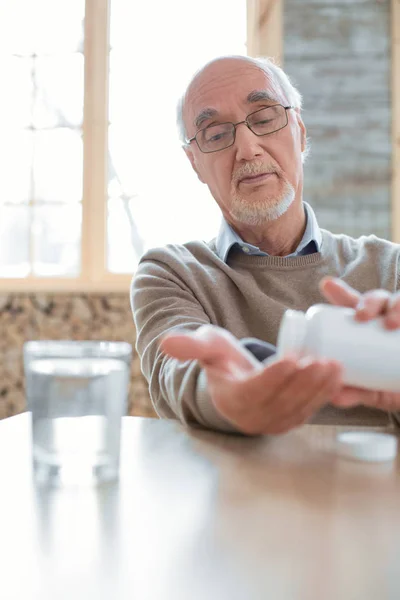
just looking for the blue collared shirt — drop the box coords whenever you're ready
[215,202,322,263]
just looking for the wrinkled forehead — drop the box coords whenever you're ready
[183,59,287,135]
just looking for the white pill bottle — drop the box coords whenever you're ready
[277,304,400,392]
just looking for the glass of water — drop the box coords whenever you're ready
[23,340,132,487]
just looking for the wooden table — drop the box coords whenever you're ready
[1,414,400,600]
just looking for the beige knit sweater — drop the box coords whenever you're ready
[131,229,400,433]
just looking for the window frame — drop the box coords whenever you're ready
[247,0,282,63]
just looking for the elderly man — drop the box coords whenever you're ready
[131,55,400,435]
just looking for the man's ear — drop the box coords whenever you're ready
[184,146,206,183]
[297,114,307,153]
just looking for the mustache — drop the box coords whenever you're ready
[233,162,281,184]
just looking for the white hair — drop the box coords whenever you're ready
[176,55,303,144]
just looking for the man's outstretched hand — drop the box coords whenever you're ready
[160,325,342,435]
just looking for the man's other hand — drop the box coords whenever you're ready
[320,277,400,412]
[320,277,400,330]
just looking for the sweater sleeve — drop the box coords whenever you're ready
[130,254,241,433]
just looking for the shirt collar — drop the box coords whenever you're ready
[215,202,322,263]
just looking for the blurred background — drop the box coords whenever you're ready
[0,0,398,419]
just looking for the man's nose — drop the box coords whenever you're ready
[234,123,264,162]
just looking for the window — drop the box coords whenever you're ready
[0,0,249,291]
[0,0,84,285]
[107,0,246,273]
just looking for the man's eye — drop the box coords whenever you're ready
[207,131,229,143]
[255,118,274,126]
[210,133,225,142]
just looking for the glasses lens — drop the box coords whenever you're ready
[248,105,287,136]
[197,123,234,152]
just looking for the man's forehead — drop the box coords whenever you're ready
[189,60,274,100]
[184,60,282,126]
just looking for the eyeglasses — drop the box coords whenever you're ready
[186,104,293,154]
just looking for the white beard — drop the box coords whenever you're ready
[229,180,296,226]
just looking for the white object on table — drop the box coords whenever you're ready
[336,431,398,462]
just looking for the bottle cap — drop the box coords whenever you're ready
[336,431,398,462]
[277,309,307,357]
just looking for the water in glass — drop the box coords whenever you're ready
[28,356,128,486]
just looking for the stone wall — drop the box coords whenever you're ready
[284,0,391,239]
[0,294,156,420]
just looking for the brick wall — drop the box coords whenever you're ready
[284,0,391,239]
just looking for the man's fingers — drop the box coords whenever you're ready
[320,278,400,326]
[319,277,361,308]
[218,357,341,429]
[331,386,377,408]
[354,289,391,322]
[213,356,298,418]
[160,325,260,374]
[333,387,400,411]
[373,392,400,411]
[242,356,301,396]
[265,360,342,428]
[160,331,207,361]
[384,292,400,329]
[355,290,400,328]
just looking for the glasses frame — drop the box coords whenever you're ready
[186,104,294,154]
